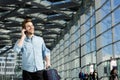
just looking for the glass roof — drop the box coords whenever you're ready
[0,0,82,50]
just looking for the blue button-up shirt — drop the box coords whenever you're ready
[13,35,50,72]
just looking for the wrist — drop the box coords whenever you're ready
[21,35,26,39]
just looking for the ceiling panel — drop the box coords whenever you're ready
[0,0,82,50]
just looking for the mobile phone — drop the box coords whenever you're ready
[24,31,27,34]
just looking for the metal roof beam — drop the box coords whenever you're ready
[51,0,80,9]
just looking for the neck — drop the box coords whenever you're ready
[27,34,34,38]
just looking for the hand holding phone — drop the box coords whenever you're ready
[21,29,27,37]
[24,31,27,34]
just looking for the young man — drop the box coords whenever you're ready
[13,19,51,80]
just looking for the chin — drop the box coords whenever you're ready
[31,32,34,34]
[28,32,34,35]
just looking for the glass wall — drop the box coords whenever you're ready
[51,0,120,80]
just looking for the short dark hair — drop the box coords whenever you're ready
[22,19,32,29]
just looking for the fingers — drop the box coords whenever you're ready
[22,29,26,33]
[21,29,26,38]
[46,64,51,69]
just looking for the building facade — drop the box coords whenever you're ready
[51,0,120,80]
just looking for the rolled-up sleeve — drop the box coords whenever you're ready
[42,39,50,59]
[13,40,22,53]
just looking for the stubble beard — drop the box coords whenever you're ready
[28,29,34,35]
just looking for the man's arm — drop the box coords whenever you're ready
[42,38,51,68]
[45,55,51,68]
[17,29,26,47]
[13,29,26,53]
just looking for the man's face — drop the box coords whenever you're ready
[25,22,34,34]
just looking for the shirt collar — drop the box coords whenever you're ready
[25,35,35,42]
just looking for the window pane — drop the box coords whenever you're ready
[101,1,111,18]
[102,30,112,46]
[91,5,95,14]
[102,45,113,60]
[86,31,91,43]
[101,15,112,33]
[92,52,96,63]
[101,0,107,6]
[85,12,91,21]
[86,42,91,53]
[75,39,80,49]
[85,53,91,64]
[91,39,96,51]
[113,0,120,9]
[85,20,91,32]
[75,29,80,40]
[91,27,96,39]
[113,25,120,41]
[114,41,120,57]
[113,7,120,25]
[91,15,96,27]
